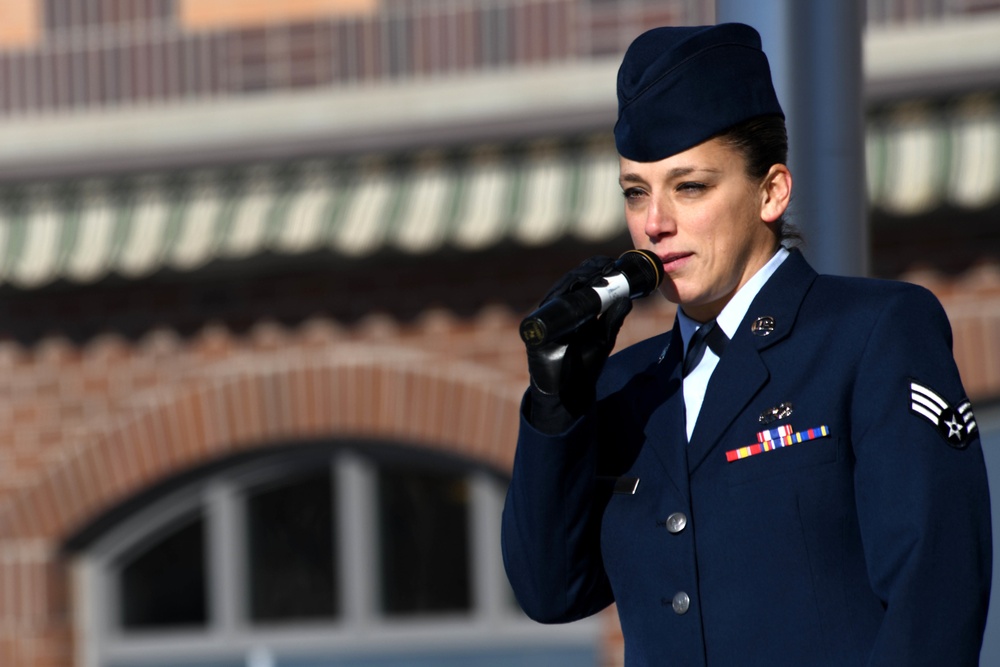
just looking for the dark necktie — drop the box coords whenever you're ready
[682,320,730,377]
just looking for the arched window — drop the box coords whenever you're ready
[67,441,600,667]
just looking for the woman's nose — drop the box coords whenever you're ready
[644,200,676,240]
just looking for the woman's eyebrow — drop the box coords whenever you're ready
[620,165,721,185]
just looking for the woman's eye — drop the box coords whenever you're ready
[622,187,646,201]
[677,181,706,192]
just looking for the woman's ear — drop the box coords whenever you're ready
[760,164,792,223]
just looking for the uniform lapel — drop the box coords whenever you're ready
[637,321,692,499]
[686,250,818,473]
[685,331,768,472]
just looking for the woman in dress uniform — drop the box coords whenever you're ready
[501,23,992,667]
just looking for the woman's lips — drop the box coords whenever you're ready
[658,252,693,273]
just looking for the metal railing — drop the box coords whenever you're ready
[4,0,1000,117]
[0,0,712,117]
[866,0,1000,25]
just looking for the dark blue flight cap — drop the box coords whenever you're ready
[615,23,784,162]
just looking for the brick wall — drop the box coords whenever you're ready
[0,313,516,665]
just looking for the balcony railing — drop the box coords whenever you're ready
[0,0,712,117]
[866,0,1000,25]
[4,0,1000,118]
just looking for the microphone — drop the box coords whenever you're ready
[519,249,664,347]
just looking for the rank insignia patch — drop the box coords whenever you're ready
[909,380,978,449]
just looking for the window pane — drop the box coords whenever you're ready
[377,466,471,615]
[246,471,337,622]
[120,513,206,629]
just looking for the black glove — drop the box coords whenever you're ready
[525,255,633,434]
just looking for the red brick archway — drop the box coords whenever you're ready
[0,342,527,667]
[0,343,525,543]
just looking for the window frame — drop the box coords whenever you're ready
[68,441,600,667]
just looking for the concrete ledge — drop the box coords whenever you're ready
[865,14,1000,101]
[0,60,620,182]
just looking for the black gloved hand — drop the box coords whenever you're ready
[525,255,633,433]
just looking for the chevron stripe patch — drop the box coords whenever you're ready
[909,380,978,449]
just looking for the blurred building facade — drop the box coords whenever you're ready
[0,1,999,666]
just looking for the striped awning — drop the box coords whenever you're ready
[5,92,1000,289]
[867,93,1000,216]
[0,136,625,288]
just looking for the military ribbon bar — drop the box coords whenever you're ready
[726,425,830,462]
[757,424,794,443]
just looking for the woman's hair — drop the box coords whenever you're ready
[716,115,802,246]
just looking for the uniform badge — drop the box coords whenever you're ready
[759,402,793,424]
[909,380,978,449]
[751,315,775,336]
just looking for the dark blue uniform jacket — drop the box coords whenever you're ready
[502,250,992,666]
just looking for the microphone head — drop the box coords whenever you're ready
[617,249,664,298]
